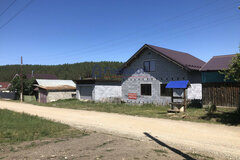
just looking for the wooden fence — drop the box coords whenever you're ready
[202,83,240,107]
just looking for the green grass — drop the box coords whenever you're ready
[29,99,239,125]
[0,109,87,144]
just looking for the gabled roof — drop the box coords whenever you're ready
[35,79,76,91]
[0,82,10,89]
[200,54,236,71]
[27,74,58,80]
[122,44,205,71]
[36,79,75,87]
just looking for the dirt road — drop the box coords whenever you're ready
[1,100,240,159]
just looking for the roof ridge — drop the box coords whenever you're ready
[146,44,205,69]
[212,54,236,58]
[146,44,190,55]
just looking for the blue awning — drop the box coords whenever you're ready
[166,80,189,89]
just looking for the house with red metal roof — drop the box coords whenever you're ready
[120,44,205,105]
[200,54,239,107]
[0,82,16,100]
[0,82,10,91]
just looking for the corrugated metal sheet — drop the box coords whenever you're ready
[166,80,189,89]
[36,79,75,87]
[38,85,76,91]
[148,45,205,70]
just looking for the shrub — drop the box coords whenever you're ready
[206,103,217,114]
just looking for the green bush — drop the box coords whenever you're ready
[206,103,217,114]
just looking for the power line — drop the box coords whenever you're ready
[30,13,239,64]
[0,0,17,17]
[31,1,238,61]
[28,0,220,60]
[0,0,34,30]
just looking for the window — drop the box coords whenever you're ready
[141,84,151,96]
[143,60,155,72]
[160,84,172,97]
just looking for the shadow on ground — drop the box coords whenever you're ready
[200,110,240,126]
[144,132,196,160]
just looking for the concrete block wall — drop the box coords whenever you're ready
[187,83,202,100]
[121,48,201,105]
[94,85,122,101]
[47,91,76,102]
[76,84,122,102]
[122,49,188,105]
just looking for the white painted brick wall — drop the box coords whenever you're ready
[187,83,202,100]
[94,85,122,101]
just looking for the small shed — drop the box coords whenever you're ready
[166,80,190,112]
[35,79,76,103]
[200,54,240,107]
[75,79,122,102]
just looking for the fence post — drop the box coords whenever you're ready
[238,91,240,112]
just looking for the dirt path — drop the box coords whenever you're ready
[1,100,240,159]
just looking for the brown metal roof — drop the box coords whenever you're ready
[122,44,205,71]
[37,85,76,91]
[147,45,205,70]
[200,54,236,71]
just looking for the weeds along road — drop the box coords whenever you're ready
[1,100,240,159]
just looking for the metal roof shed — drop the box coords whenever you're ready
[166,80,190,89]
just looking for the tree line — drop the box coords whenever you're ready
[0,61,123,82]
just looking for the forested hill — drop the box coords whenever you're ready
[0,61,123,82]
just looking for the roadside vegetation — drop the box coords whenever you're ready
[30,99,239,125]
[0,109,87,144]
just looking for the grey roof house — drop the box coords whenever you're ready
[35,79,76,103]
[120,44,205,105]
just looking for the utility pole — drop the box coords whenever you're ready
[239,43,240,53]
[20,56,23,102]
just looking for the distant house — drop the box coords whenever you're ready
[0,82,16,100]
[0,82,10,91]
[200,54,240,107]
[75,79,121,102]
[35,79,76,103]
[120,44,205,105]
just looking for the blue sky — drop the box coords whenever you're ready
[0,0,240,65]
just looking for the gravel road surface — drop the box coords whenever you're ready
[1,100,240,159]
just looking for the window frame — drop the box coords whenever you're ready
[143,60,156,72]
[141,84,152,96]
[160,84,172,97]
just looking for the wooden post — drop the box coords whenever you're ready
[184,89,186,112]
[20,56,23,102]
[238,91,240,112]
